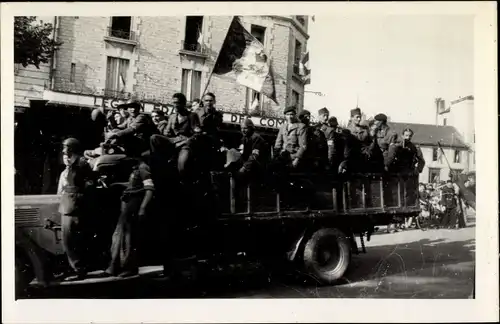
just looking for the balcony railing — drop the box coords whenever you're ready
[180,40,208,55]
[107,27,137,42]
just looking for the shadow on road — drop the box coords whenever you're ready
[20,233,475,299]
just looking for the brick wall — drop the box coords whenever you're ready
[52,16,308,115]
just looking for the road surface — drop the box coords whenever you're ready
[20,224,475,299]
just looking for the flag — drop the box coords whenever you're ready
[212,17,278,104]
[299,51,311,85]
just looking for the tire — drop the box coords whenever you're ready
[302,228,351,285]
[15,254,34,297]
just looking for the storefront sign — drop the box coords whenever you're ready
[222,113,285,129]
[42,90,284,129]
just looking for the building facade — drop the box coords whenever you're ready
[21,15,309,117]
[436,96,475,172]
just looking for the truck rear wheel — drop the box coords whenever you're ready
[302,228,351,285]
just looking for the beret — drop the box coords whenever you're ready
[283,106,297,115]
[318,107,329,115]
[328,116,338,126]
[298,109,311,118]
[350,107,361,117]
[374,113,388,122]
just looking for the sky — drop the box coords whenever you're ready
[304,15,474,125]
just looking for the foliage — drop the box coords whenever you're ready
[14,16,62,69]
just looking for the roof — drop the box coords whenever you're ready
[387,122,469,149]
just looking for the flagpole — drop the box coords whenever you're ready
[201,16,238,98]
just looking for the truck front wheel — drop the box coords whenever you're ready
[302,228,351,285]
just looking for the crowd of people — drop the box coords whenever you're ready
[56,91,429,281]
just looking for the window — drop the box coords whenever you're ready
[296,16,306,25]
[294,40,302,74]
[428,168,441,183]
[105,57,129,97]
[432,147,439,161]
[181,69,202,101]
[184,16,204,52]
[292,90,300,107]
[443,118,447,126]
[251,24,266,44]
[70,63,76,82]
[454,150,461,163]
[110,17,132,39]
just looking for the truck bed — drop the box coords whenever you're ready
[211,172,420,222]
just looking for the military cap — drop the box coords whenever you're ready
[328,116,339,127]
[318,107,330,116]
[374,113,388,122]
[283,106,297,115]
[350,107,362,117]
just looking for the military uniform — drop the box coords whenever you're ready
[194,106,224,170]
[273,122,308,169]
[375,124,398,157]
[440,185,458,228]
[106,160,155,277]
[113,113,159,157]
[385,140,425,174]
[346,122,371,144]
[241,132,269,175]
[58,142,94,278]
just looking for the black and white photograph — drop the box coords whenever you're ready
[1,2,497,323]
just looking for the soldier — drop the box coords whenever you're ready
[372,113,398,164]
[385,128,425,175]
[103,153,155,278]
[298,110,328,172]
[163,93,202,181]
[316,108,335,170]
[151,109,168,135]
[108,100,159,157]
[194,92,224,170]
[440,179,459,229]
[57,138,94,281]
[237,118,269,180]
[346,107,370,143]
[272,106,308,171]
[327,116,353,174]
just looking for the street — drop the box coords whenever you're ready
[21,223,475,299]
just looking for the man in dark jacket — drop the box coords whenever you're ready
[440,179,459,228]
[385,128,425,175]
[316,108,337,171]
[373,113,398,164]
[237,118,269,180]
[273,106,308,171]
[57,138,94,281]
[346,107,370,143]
[298,109,328,172]
[194,92,224,170]
[151,109,168,135]
[108,100,159,157]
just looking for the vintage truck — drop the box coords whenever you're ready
[15,169,420,295]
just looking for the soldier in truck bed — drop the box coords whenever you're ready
[372,113,398,164]
[272,106,308,172]
[385,127,425,175]
[298,109,328,172]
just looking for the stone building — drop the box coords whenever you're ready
[14,15,309,194]
[27,15,309,116]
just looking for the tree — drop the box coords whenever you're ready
[14,16,62,69]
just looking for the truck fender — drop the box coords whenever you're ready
[15,229,53,286]
[286,230,308,262]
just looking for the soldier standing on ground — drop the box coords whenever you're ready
[57,138,95,281]
[440,179,459,229]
